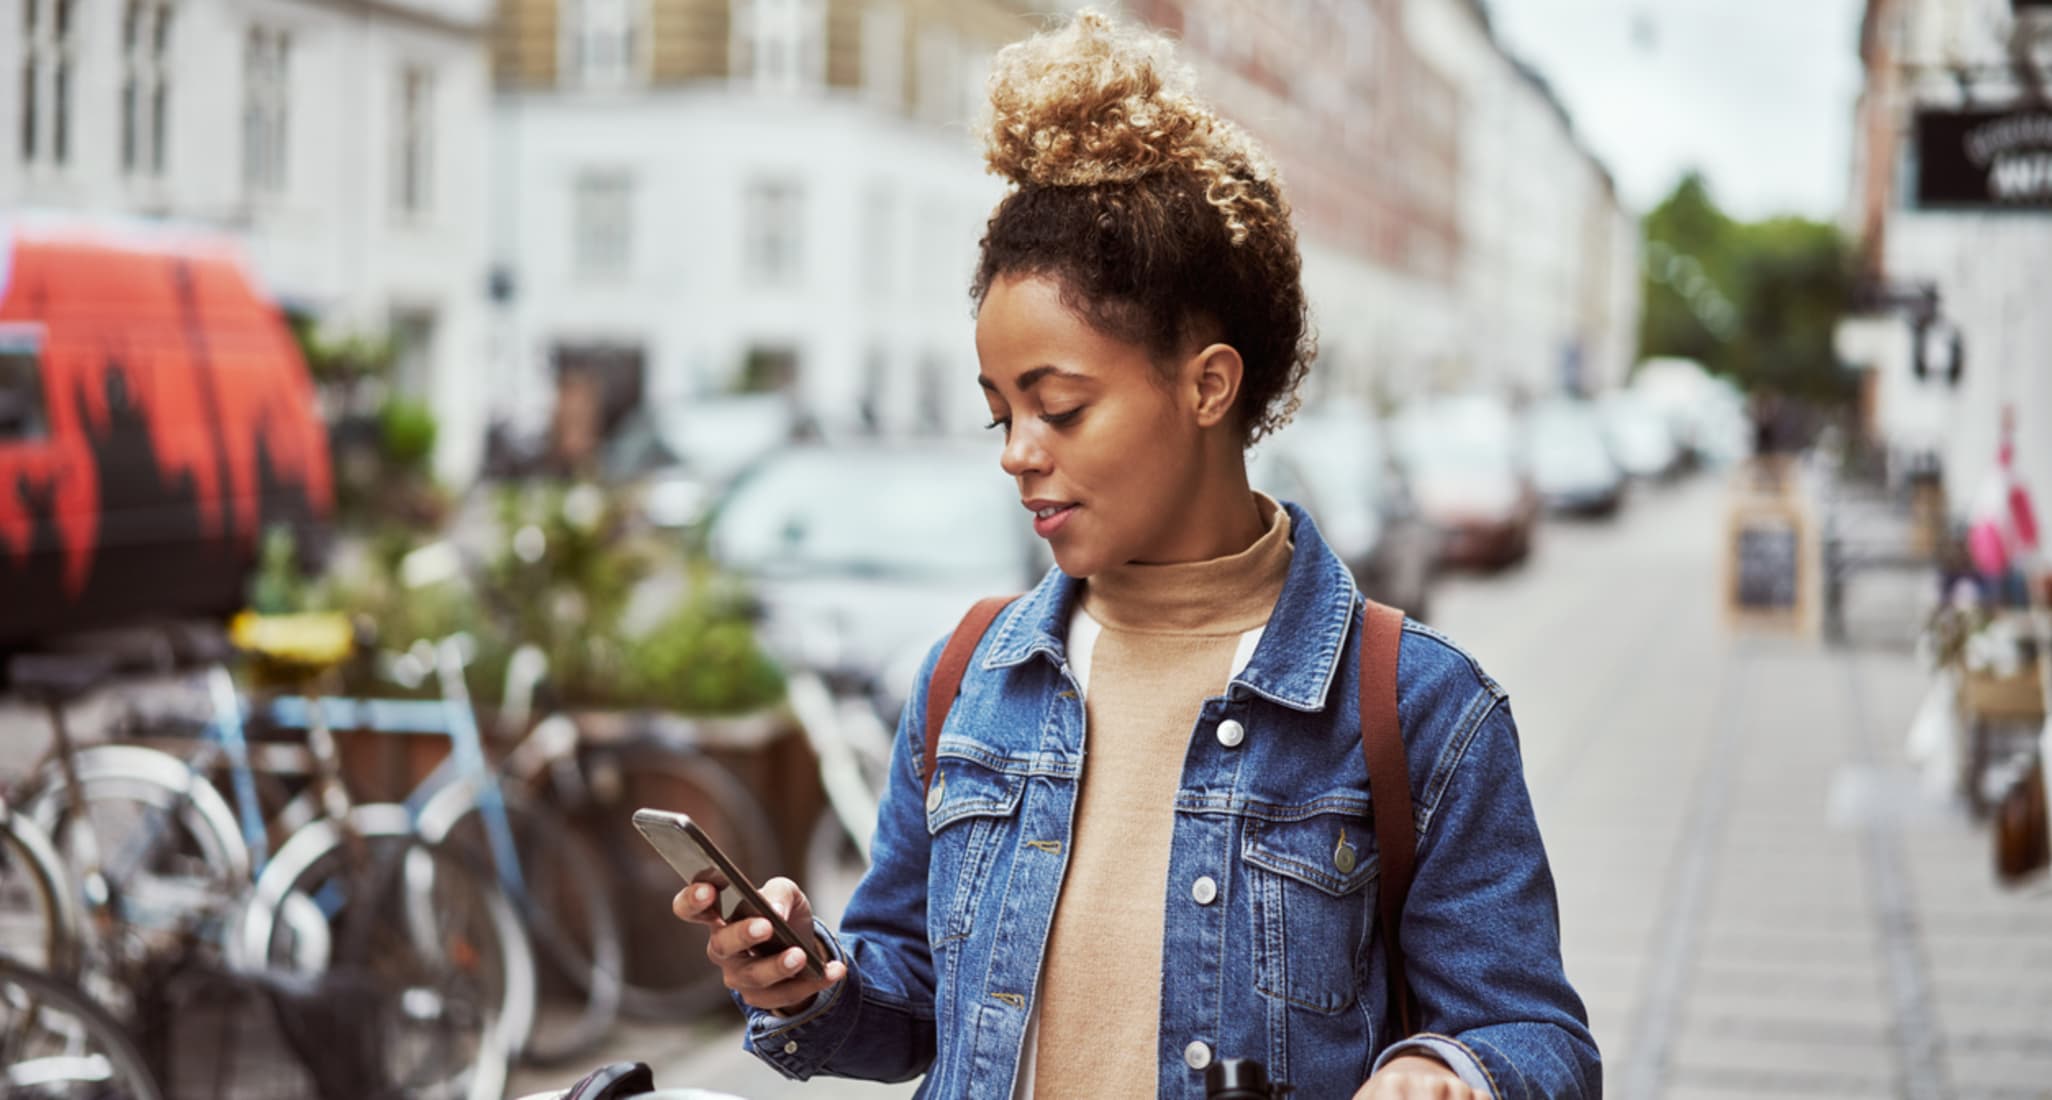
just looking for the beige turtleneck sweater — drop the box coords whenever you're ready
[1022,496,1293,1099]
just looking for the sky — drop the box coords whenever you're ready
[1486,0,1869,222]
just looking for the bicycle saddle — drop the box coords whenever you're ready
[6,651,121,703]
[519,1062,748,1100]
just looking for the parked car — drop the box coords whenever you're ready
[703,441,1048,721]
[1524,397,1627,517]
[1599,392,1684,481]
[1253,405,1437,620]
[605,393,801,529]
[0,215,333,646]
[1393,395,1539,570]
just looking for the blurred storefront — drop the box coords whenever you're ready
[1839,0,2052,517]
[1,0,498,483]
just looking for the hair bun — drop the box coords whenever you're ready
[982,9,1279,243]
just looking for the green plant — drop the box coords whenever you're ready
[379,398,440,473]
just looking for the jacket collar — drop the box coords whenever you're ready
[981,499,1359,713]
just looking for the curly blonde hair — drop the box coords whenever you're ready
[972,8,1314,444]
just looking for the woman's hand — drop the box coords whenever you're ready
[672,876,848,1014]
[1351,1054,1492,1099]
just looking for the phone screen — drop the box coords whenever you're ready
[632,809,827,978]
[634,812,754,920]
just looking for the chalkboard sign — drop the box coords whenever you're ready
[1735,520,1800,609]
[1725,493,1812,633]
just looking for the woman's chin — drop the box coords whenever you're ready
[1050,542,1107,580]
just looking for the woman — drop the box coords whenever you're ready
[675,11,1598,1098]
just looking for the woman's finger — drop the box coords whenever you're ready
[736,958,849,1012]
[707,915,777,963]
[671,882,724,925]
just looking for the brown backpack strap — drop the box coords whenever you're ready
[922,596,1019,792]
[1360,600,1417,1038]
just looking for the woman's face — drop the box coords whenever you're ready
[975,273,1215,578]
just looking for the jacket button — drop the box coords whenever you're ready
[926,778,945,814]
[1183,1040,1212,1070]
[1216,719,1246,748]
[1191,876,1218,905]
[783,1040,799,1054]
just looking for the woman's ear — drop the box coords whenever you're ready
[1186,343,1245,430]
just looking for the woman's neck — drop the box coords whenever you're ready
[1128,461,1266,566]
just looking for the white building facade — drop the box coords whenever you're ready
[494,0,1640,460]
[1405,0,1641,400]
[2,0,496,481]
[1842,0,2052,515]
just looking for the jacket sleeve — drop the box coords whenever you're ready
[1370,696,1602,1100]
[741,638,947,1084]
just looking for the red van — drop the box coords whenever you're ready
[0,215,333,645]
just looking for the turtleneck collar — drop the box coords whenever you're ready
[1080,493,1293,635]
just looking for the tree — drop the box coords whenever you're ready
[1637,172,1855,403]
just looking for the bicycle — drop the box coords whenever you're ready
[9,628,531,1100]
[0,793,85,977]
[0,954,164,1099]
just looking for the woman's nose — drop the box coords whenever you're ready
[1000,424,1050,479]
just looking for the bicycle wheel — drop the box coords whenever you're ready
[416,779,625,1066]
[527,734,778,1019]
[238,804,534,1100]
[24,745,251,991]
[0,955,164,1099]
[0,805,85,977]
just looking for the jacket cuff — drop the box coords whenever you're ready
[1374,1034,1499,1097]
[740,920,859,1080]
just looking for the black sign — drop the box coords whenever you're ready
[1734,520,1800,610]
[1916,108,2052,207]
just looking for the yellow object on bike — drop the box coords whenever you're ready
[229,611,357,673]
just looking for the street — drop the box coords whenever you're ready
[520,473,2052,1099]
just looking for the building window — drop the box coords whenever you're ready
[914,25,958,124]
[21,0,80,167]
[394,66,434,216]
[391,309,437,398]
[733,0,824,93]
[574,171,633,278]
[860,3,903,110]
[122,2,175,176]
[859,186,892,300]
[565,0,642,88]
[241,27,289,194]
[744,178,803,286]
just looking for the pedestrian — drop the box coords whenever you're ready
[674,10,1598,1098]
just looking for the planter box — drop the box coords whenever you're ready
[1962,662,2046,724]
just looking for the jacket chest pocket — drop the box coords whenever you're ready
[1241,812,1378,1015]
[924,758,1026,949]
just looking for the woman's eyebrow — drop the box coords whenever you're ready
[978,366,1093,392]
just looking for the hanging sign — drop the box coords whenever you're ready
[1915,108,2052,207]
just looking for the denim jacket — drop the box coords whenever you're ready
[742,502,1600,1099]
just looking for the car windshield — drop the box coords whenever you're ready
[1527,404,1612,476]
[1399,404,1516,477]
[1281,415,1386,512]
[709,450,1023,579]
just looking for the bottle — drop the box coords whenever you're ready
[1205,1058,1292,1099]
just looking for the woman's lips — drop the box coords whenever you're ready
[1032,504,1080,538]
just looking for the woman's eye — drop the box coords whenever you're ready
[984,416,1011,433]
[1040,408,1083,426]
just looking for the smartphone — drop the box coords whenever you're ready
[631,808,828,980]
